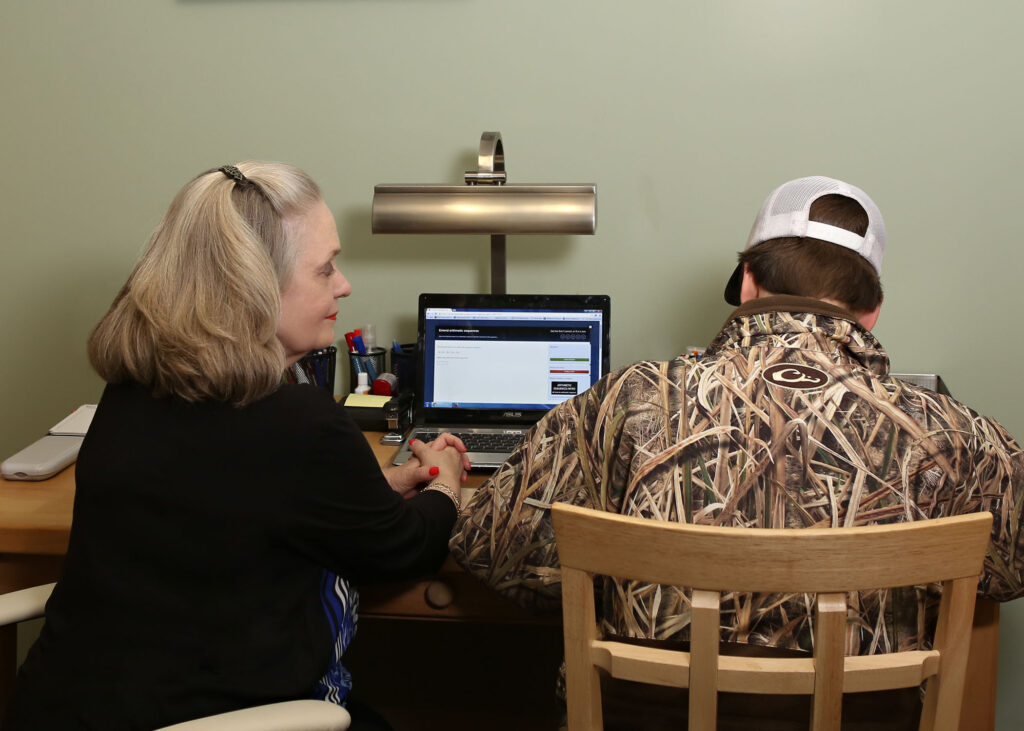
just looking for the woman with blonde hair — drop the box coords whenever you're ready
[5,162,468,730]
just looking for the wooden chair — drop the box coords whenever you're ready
[0,584,351,731]
[551,503,993,731]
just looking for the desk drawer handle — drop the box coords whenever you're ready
[424,580,455,609]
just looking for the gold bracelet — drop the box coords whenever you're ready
[423,482,461,513]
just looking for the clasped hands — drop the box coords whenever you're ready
[384,433,471,499]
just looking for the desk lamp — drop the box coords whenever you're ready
[371,131,597,294]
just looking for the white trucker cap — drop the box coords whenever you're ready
[724,176,886,306]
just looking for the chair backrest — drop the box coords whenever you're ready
[551,503,992,731]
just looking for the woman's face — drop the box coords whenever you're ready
[277,199,352,365]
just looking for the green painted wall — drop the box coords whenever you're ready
[2,1,1022,724]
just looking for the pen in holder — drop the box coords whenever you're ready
[349,347,386,393]
[292,346,337,394]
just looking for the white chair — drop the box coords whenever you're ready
[0,583,351,731]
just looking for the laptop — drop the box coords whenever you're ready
[392,293,611,469]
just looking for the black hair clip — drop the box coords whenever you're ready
[218,165,250,186]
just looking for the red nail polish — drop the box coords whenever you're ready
[409,438,418,444]
[429,466,440,476]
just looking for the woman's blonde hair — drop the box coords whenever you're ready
[88,161,322,406]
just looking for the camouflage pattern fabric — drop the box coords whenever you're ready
[449,295,1024,656]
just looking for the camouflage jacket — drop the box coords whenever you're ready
[449,295,1024,655]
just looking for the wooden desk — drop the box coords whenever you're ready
[0,434,1001,729]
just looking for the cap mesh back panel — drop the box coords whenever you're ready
[769,177,842,216]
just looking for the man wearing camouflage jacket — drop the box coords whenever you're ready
[449,176,1023,725]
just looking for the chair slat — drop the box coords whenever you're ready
[592,643,941,695]
[840,652,940,692]
[811,593,846,731]
[688,590,721,731]
[591,641,694,687]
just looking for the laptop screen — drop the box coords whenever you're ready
[417,293,611,425]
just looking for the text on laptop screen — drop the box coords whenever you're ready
[422,307,605,410]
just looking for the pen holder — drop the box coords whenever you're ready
[390,342,419,395]
[292,347,336,394]
[348,347,386,393]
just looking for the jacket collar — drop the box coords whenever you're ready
[705,295,890,377]
[728,294,859,323]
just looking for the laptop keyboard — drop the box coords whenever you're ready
[415,431,525,453]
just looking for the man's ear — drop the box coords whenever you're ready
[739,264,762,303]
[857,299,882,331]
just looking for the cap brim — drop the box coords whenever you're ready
[724,262,743,306]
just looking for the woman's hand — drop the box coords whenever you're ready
[413,433,472,476]
[383,456,428,498]
[382,433,471,498]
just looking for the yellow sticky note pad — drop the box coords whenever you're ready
[344,394,391,408]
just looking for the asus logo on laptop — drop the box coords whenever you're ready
[503,411,523,418]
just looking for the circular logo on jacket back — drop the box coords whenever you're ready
[763,363,830,390]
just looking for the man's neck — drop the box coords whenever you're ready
[732,294,860,323]
[743,288,878,331]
